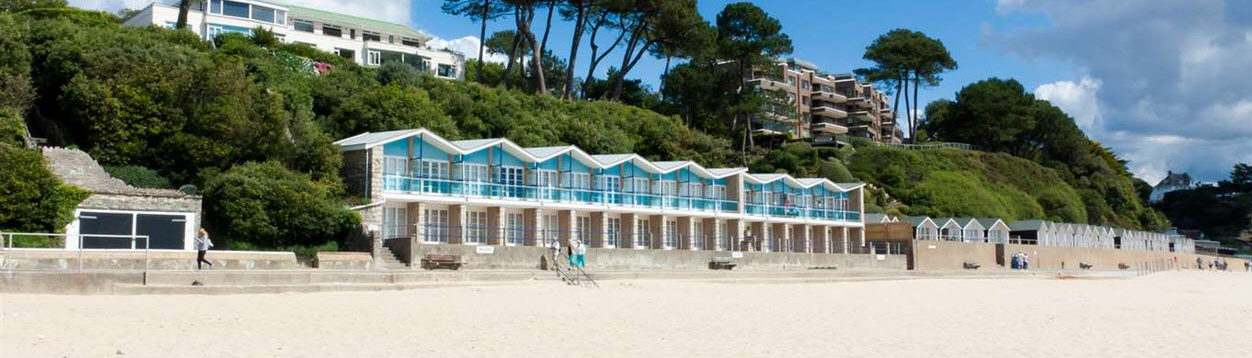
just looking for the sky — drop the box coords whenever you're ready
[73,0,1252,184]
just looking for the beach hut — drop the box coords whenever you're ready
[934,218,963,241]
[1009,220,1050,245]
[953,218,986,243]
[977,218,1011,244]
[864,214,896,224]
[902,216,939,240]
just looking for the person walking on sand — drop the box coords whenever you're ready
[566,240,576,267]
[1244,261,1250,272]
[574,240,587,268]
[1022,252,1030,270]
[548,237,561,269]
[1196,257,1203,270]
[194,228,214,270]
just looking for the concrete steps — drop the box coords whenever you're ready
[375,246,408,270]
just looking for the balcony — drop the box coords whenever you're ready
[382,176,739,213]
[847,96,872,109]
[811,122,848,135]
[744,203,860,222]
[747,77,787,91]
[811,106,847,119]
[811,90,847,103]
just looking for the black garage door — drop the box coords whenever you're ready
[79,212,133,249]
[80,212,189,249]
[136,214,187,250]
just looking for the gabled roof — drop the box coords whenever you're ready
[333,128,867,193]
[976,218,1010,231]
[933,218,962,229]
[864,213,892,223]
[902,216,937,228]
[952,218,984,229]
[1010,220,1049,231]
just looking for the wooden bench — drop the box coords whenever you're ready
[709,257,736,270]
[421,254,462,270]
[963,261,981,270]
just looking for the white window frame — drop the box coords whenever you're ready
[636,218,650,249]
[423,208,449,243]
[665,220,678,249]
[466,210,488,244]
[505,212,524,246]
[367,50,381,66]
[605,217,621,248]
[383,207,408,239]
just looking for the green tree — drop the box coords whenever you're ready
[0,143,89,233]
[0,0,65,12]
[859,29,956,143]
[442,0,509,83]
[201,161,359,248]
[715,2,792,150]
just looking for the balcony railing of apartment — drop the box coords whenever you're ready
[811,106,848,119]
[382,176,740,214]
[811,90,848,103]
[743,203,860,222]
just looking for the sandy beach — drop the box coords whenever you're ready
[2,271,1249,357]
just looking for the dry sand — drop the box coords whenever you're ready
[3,271,1250,357]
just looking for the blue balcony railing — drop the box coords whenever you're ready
[743,203,859,222]
[383,175,741,214]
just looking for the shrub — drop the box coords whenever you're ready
[0,143,89,232]
[103,164,172,189]
[201,161,359,249]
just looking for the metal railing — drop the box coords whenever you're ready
[1,232,151,271]
[382,176,742,214]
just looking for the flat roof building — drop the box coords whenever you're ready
[747,58,900,144]
[124,0,464,79]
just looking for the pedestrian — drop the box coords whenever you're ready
[566,240,575,267]
[1196,257,1203,270]
[1010,252,1020,270]
[574,240,587,268]
[194,228,214,270]
[1244,261,1250,272]
[1022,252,1030,270]
[548,237,561,269]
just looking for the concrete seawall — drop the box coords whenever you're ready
[0,250,300,270]
[413,244,906,271]
[911,240,1248,271]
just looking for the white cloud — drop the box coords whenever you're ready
[989,0,1252,181]
[68,0,151,13]
[428,36,509,64]
[1034,76,1102,131]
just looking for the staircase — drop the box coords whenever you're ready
[375,245,408,270]
[549,254,598,288]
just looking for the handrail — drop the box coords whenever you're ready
[1,231,151,272]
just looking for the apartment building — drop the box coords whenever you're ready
[747,58,902,144]
[124,0,464,79]
[337,128,868,255]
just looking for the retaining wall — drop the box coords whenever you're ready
[412,244,906,271]
[909,240,1248,271]
[0,250,300,270]
[313,252,373,270]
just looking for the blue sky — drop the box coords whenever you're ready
[74,0,1252,183]
[408,0,1072,112]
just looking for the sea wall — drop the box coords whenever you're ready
[909,239,1248,271]
[0,250,300,270]
[411,244,907,271]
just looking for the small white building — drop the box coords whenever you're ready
[124,0,464,78]
[976,218,1010,244]
[934,218,963,241]
[952,218,985,243]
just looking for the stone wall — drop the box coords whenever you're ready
[908,240,1250,271]
[911,240,999,270]
[314,252,373,270]
[411,244,906,271]
[0,250,300,270]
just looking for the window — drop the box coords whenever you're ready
[665,220,678,248]
[692,223,704,250]
[222,0,248,18]
[334,48,354,60]
[466,211,488,244]
[250,6,275,23]
[576,216,591,244]
[627,177,649,193]
[505,213,524,245]
[543,214,559,246]
[383,207,408,239]
[802,96,810,106]
[367,50,381,66]
[383,156,407,177]
[786,76,796,85]
[388,35,395,43]
[499,166,524,198]
[460,164,489,182]
[437,64,457,78]
[401,38,422,47]
[569,172,591,189]
[659,180,677,196]
[534,169,557,187]
[801,80,810,90]
[323,25,342,38]
[636,218,651,248]
[363,31,381,42]
[423,208,449,243]
[210,0,222,14]
[349,28,356,40]
[294,20,314,33]
[600,175,620,192]
[275,10,286,25]
[605,217,620,247]
[420,160,450,179]
[706,185,726,200]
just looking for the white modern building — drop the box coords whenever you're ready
[336,128,869,254]
[123,0,464,79]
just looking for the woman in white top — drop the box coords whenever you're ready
[195,228,214,270]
